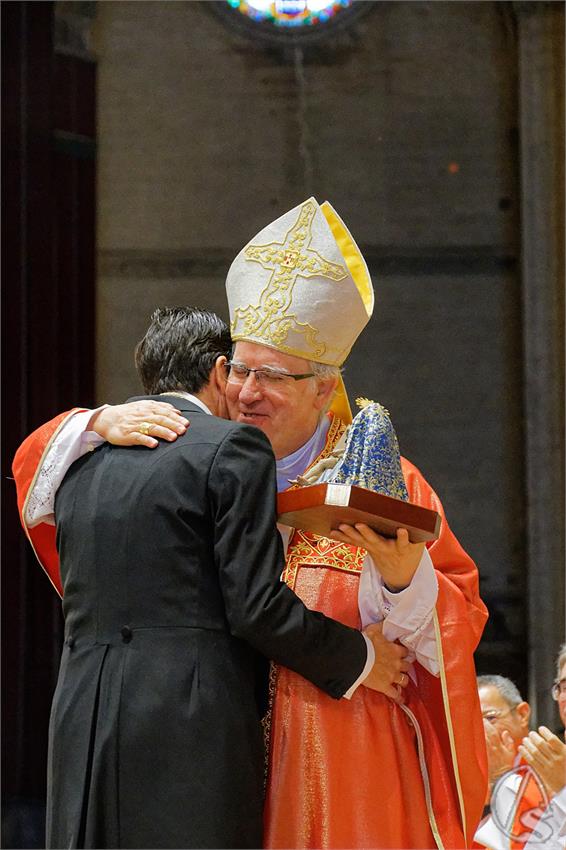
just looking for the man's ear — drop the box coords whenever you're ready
[515,701,531,729]
[212,355,228,390]
[314,375,339,413]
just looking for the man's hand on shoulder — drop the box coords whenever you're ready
[361,622,411,702]
[89,401,189,448]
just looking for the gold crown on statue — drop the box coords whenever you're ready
[226,197,374,368]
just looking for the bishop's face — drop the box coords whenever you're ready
[225,341,334,460]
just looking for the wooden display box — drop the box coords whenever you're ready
[277,483,441,543]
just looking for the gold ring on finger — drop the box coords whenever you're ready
[138,421,153,436]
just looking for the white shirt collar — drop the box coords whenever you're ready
[160,391,212,416]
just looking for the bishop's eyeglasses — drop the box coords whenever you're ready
[224,361,315,387]
[551,678,566,700]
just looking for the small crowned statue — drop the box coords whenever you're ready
[296,399,409,502]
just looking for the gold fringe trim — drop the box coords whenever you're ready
[261,662,279,790]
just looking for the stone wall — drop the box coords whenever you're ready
[93,1,564,705]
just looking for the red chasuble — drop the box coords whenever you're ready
[13,410,488,848]
[264,415,488,849]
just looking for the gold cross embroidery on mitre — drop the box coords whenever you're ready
[231,199,348,358]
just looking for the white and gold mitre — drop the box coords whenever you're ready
[226,197,374,368]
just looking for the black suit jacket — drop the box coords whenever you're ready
[48,396,367,849]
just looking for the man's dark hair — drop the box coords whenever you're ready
[135,307,232,395]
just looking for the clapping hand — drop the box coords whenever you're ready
[483,720,516,792]
[518,727,566,797]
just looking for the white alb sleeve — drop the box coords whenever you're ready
[358,548,439,676]
[25,408,106,527]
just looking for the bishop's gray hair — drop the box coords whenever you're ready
[557,643,566,677]
[309,361,342,380]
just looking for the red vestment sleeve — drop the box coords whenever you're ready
[12,409,86,598]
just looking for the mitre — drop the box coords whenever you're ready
[225,197,374,368]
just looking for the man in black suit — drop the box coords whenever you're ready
[48,306,409,849]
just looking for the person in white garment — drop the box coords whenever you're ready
[520,644,566,850]
[475,662,566,850]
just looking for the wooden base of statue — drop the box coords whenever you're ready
[277,483,441,543]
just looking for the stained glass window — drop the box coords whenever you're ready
[226,0,353,28]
